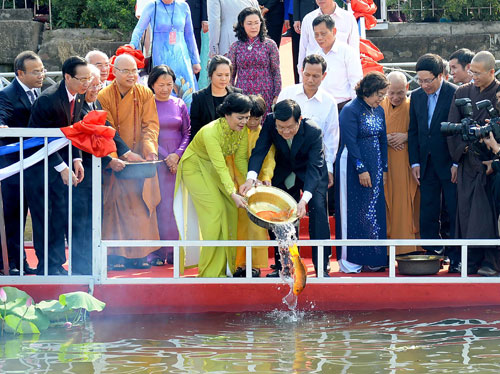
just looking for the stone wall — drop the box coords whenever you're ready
[368,21,500,63]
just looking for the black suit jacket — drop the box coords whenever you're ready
[408,80,457,180]
[79,100,130,170]
[259,0,285,25]
[189,84,242,140]
[28,80,84,168]
[186,0,207,30]
[293,0,318,22]
[0,79,34,166]
[249,115,327,194]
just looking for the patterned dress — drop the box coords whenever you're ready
[335,97,388,271]
[227,37,281,115]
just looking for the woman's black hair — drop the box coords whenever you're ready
[147,64,176,92]
[234,7,267,42]
[208,55,233,78]
[355,71,389,98]
[248,94,267,117]
[273,99,301,122]
[217,93,253,116]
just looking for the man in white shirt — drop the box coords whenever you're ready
[313,14,362,110]
[298,0,359,75]
[277,53,338,188]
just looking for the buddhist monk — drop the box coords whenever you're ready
[381,71,419,254]
[97,54,161,270]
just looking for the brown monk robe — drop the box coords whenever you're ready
[97,54,161,260]
[381,72,419,255]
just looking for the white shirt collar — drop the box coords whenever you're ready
[16,77,36,94]
[66,86,77,102]
[299,84,324,103]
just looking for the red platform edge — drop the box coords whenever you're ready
[6,283,500,315]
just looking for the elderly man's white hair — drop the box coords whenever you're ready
[386,71,407,86]
[88,64,101,79]
[85,50,109,63]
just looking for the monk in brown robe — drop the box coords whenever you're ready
[381,72,419,254]
[97,54,161,269]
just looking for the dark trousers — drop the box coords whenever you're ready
[270,178,331,274]
[72,177,92,275]
[25,163,67,273]
[419,157,459,262]
[0,171,28,269]
[290,14,300,84]
[266,21,283,49]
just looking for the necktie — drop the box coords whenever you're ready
[26,90,35,105]
[284,138,296,189]
[427,93,437,128]
[70,99,75,123]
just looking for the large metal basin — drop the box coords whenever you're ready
[115,160,163,179]
[397,255,443,276]
[245,185,298,230]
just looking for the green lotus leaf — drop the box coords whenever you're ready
[59,292,106,312]
[4,314,40,335]
[5,305,50,331]
[1,287,31,303]
[36,300,77,322]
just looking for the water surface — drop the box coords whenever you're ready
[2,307,500,373]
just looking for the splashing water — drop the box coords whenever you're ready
[271,223,300,311]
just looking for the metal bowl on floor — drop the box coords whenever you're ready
[115,160,164,179]
[396,255,443,276]
[245,185,298,230]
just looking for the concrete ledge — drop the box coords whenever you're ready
[0,9,33,21]
[0,20,43,65]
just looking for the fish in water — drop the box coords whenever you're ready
[289,244,307,295]
[256,209,294,222]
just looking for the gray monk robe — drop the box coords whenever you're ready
[447,80,500,270]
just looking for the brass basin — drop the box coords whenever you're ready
[397,255,443,276]
[245,185,298,230]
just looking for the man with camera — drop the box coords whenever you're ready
[447,51,500,277]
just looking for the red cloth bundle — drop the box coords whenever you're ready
[108,45,146,81]
[361,56,384,75]
[60,110,117,157]
[360,38,384,62]
[351,0,378,30]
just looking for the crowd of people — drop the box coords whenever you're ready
[0,0,499,279]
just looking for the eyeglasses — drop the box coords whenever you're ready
[72,76,93,83]
[114,67,139,76]
[416,76,437,85]
[27,69,47,77]
[276,122,299,133]
[467,69,485,77]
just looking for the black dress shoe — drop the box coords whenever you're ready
[24,265,38,275]
[266,269,281,277]
[323,272,330,278]
[9,267,20,276]
[233,267,245,277]
[270,264,277,270]
[448,264,460,274]
[477,266,498,277]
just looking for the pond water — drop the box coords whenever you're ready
[2,307,500,373]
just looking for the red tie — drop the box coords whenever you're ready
[70,99,75,123]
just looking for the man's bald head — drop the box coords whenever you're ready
[470,51,496,91]
[386,71,408,107]
[114,54,137,69]
[472,51,496,71]
[113,54,138,94]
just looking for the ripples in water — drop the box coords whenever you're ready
[2,307,500,373]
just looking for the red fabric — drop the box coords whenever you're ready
[360,38,384,62]
[69,99,75,122]
[351,0,378,31]
[107,45,146,81]
[361,56,384,75]
[60,110,117,157]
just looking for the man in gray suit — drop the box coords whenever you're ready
[208,0,260,57]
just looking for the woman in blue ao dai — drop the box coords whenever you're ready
[335,72,390,274]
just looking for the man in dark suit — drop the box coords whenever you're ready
[259,0,285,49]
[240,99,331,277]
[26,56,91,275]
[186,0,208,54]
[71,66,131,275]
[291,0,318,83]
[408,53,459,270]
[0,51,44,275]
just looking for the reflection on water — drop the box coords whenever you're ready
[2,307,500,373]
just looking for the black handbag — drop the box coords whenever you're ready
[143,1,157,74]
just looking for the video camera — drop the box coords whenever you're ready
[440,98,500,142]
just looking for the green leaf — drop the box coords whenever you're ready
[59,292,106,312]
[4,315,40,335]
[4,305,50,331]
[1,287,31,303]
[36,300,77,322]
